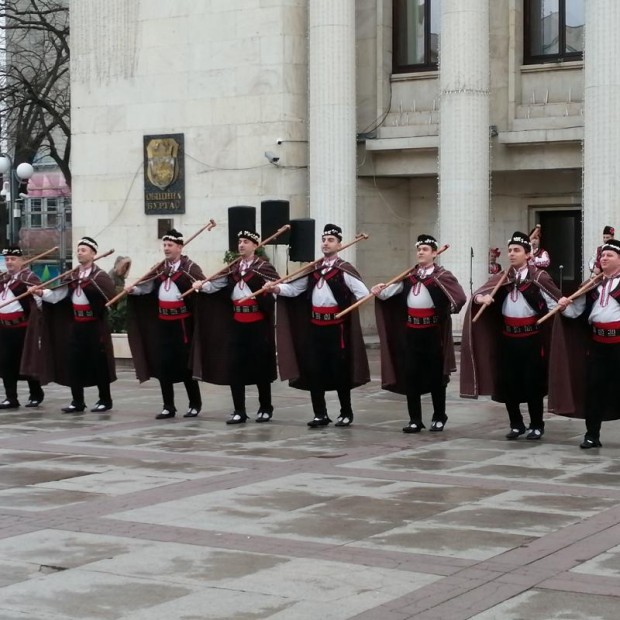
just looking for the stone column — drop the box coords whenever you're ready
[308,0,357,260]
[439,0,490,308]
[583,1,620,266]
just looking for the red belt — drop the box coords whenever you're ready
[233,299,265,323]
[311,305,343,326]
[0,311,27,328]
[503,316,539,338]
[158,300,190,321]
[73,304,96,323]
[592,321,620,344]
[406,307,438,329]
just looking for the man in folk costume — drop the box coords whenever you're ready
[549,238,620,449]
[372,235,466,433]
[588,225,615,275]
[460,231,570,440]
[126,229,204,419]
[528,225,550,270]
[192,229,279,424]
[265,224,370,428]
[488,248,502,275]
[31,237,116,412]
[0,246,45,409]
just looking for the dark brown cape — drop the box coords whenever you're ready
[375,266,467,395]
[191,257,279,385]
[460,266,561,400]
[0,269,46,382]
[127,256,204,383]
[548,280,620,421]
[39,264,117,387]
[276,259,370,390]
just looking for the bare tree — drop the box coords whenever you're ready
[0,0,70,186]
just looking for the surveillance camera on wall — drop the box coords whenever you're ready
[276,138,283,145]
[264,151,280,164]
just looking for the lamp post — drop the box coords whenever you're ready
[0,153,35,244]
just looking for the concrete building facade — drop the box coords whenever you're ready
[70,1,611,332]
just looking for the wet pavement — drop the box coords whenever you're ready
[1,349,620,619]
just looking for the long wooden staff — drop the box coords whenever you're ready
[0,246,60,280]
[106,218,216,307]
[536,272,604,325]
[471,270,508,323]
[335,243,449,320]
[0,249,115,310]
[179,224,291,299]
[238,233,370,302]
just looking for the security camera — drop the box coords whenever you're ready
[264,151,280,164]
[276,138,283,145]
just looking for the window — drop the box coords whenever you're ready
[524,0,584,64]
[393,0,441,73]
[23,197,69,229]
[28,199,43,228]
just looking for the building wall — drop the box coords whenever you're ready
[70,1,592,333]
[70,0,310,276]
[355,0,585,306]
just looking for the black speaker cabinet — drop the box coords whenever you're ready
[261,200,290,245]
[289,218,315,262]
[228,206,256,251]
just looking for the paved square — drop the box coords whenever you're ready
[0,349,620,619]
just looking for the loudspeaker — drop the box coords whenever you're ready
[261,200,290,245]
[289,218,315,262]
[228,206,256,251]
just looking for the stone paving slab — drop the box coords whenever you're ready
[0,350,619,618]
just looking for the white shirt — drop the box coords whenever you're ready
[0,275,42,312]
[376,265,435,309]
[277,258,369,305]
[571,275,620,323]
[494,266,580,319]
[200,257,256,301]
[131,260,182,300]
[42,267,93,305]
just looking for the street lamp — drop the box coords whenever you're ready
[0,153,35,244]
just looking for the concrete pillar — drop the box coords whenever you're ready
[439,0,490,306]
[308,0,357,260]
[583,1,620,266]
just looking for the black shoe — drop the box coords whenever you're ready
[308,415,331,428]
[226,412,248,425]
[334,415,353,427]
[255,410,273,423]
[402,422,424,433]
[90,401,112,412]
[526,428,544,440]
[430,416,448,432]
[505,427,526,440]
[183,407,200,418]
[61,403,86,413]
[155,408,176,420]
[0,399,20,410]
[580,435,602,449]
[25,398,43,408]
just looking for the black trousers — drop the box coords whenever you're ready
[228,319,275,414]
[584,340,620,440]
[306,324,352,417]
[156,317,202,412]
[497,332,546,430]
[230,383,272,415]
[160,377,202,413]
[404,327,445,423]
[68,322,111,406]
[0,326,43,402]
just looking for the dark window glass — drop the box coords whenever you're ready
[393,0,441,73]
[525,0,583,64]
